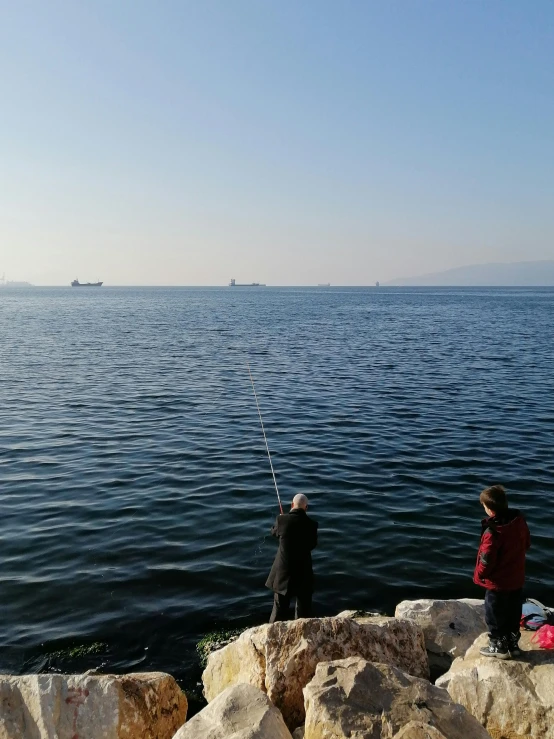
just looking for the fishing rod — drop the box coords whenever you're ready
[246,362,284,514]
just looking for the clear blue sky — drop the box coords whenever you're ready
[1,1,553,285]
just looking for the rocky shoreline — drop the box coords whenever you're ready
[1,598,553,738]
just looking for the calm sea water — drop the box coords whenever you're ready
[1,286,553,694]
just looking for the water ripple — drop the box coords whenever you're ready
[1,286,553,690]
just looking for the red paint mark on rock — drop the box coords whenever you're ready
[65,687,89,738]
[66,687,89,706]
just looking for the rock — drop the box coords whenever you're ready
[395,599,486,659]
[0,672,187,739]
[392,722,449,738]
[336,610,383,619]
[303,657,491,739]
[436,631,554,739]
[172,683,291,739]
[292,727,305,739]
[203,616,428,730]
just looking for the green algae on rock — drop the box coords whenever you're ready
[196,630,244,668]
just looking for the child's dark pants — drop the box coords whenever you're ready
[484,588,523,639]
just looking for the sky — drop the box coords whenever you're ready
[1,1,553,286]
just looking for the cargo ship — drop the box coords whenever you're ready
[0,274,32,287]
[71,279,103,287]
[229,279,266,287]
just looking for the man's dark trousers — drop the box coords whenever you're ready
[269,592,312,623]
[484,588,522,639]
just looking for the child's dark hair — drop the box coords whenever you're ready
[480,484,508,512]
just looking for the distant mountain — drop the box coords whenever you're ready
[386,260,554,287]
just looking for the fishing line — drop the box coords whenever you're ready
[246,362,284,515]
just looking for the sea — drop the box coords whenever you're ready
[1,286,553,701]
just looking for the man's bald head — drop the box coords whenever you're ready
[292,493,309,510]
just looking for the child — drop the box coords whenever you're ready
[474,484,531,659]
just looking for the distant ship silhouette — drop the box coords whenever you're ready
[71,278,103,287]
[229,278,265,287]
[0,273,32,287]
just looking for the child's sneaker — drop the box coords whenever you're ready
[508,633,522,657]
[479,637,511,659]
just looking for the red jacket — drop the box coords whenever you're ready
[473,509,530,591]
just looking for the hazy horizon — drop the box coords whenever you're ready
[2,1,553,286]
[3,258,554,288]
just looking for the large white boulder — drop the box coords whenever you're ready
[303,657,491,739]
[172,683,291,739]
[437,631,554,738]
[0,672,187,739]
[395,599,486,659]
[203,616,428,730]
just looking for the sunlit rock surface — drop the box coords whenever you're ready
[172,683,291,739]
[203,616,428,730]
[395,599,486,659]
[0,672,187,739]
[437,631,554,739]
[303,657,490,739]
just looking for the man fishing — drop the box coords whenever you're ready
[265,494,318,622]
[245,364,317,620]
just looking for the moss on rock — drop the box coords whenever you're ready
[47,642,108,660]
[196,629,244,668]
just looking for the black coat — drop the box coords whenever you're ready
[265,508,318,596]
